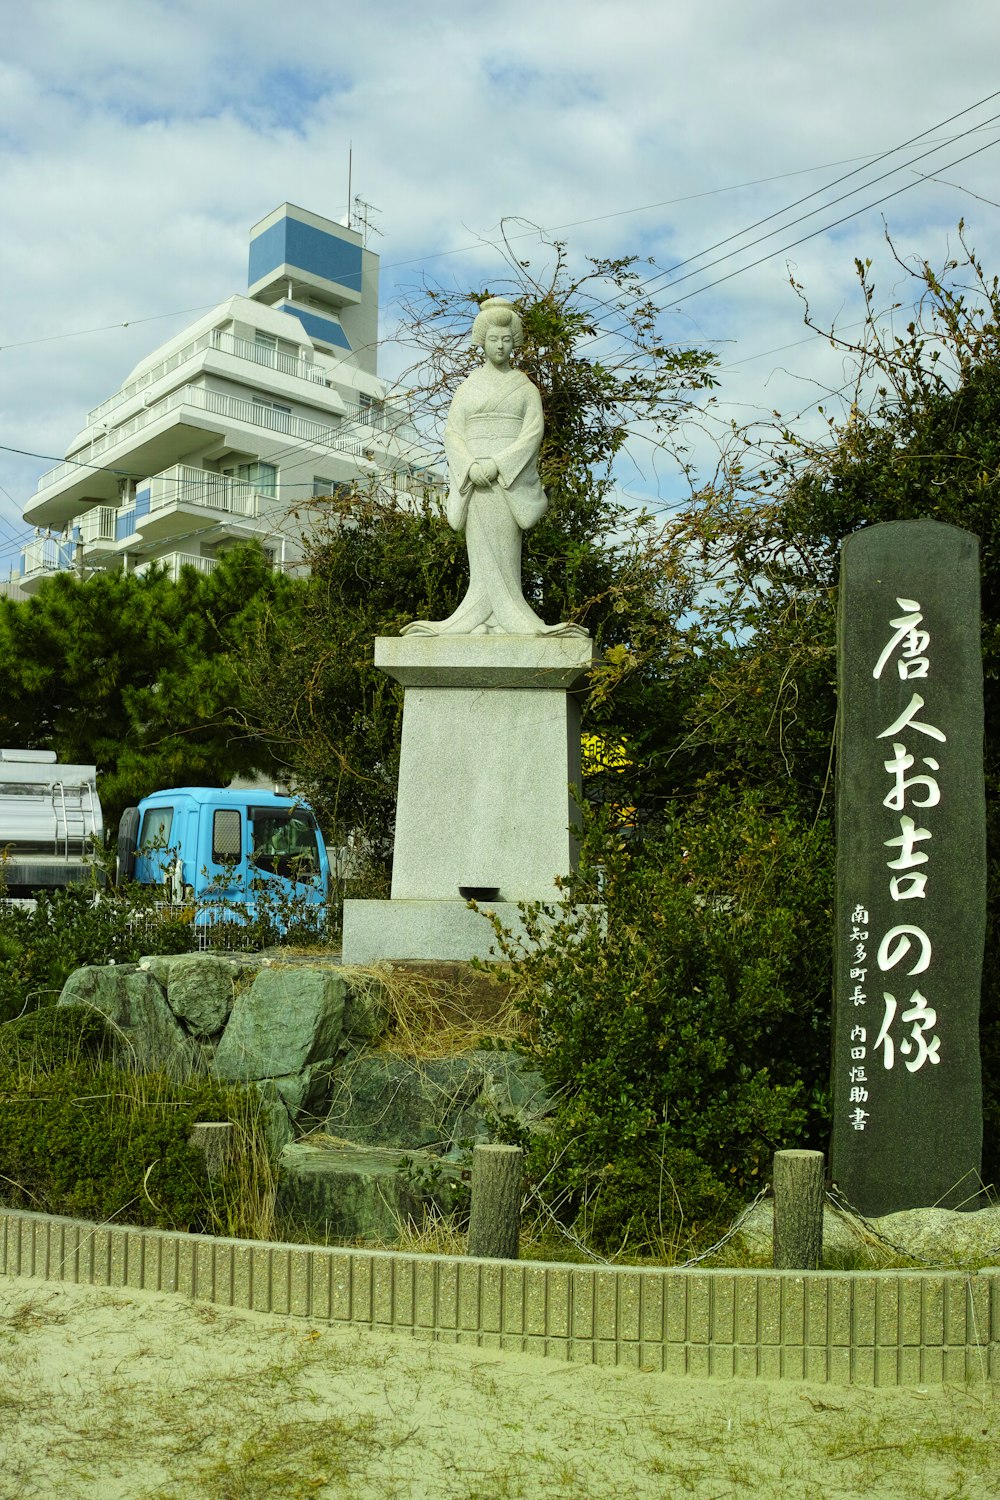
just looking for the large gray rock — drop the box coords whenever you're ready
[736,1199,1000,1267]
[58,964,202,1079]
[873,1206,1000,1264]
[325,1054,486,1150]
[140,953,252,1039]
[475,1050,550,1122]
[341,975,390,1043]
[251,1081,295,1155]
[269,1060,338,1122]
[213,967,348,1083]
[125,975,204,1078]
[324,1049,550,1154]
[58,964,140,1028]
[277,1141,450,1242]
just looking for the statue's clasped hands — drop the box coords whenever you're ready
[468,458,499,488]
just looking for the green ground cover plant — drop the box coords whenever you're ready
[0,1005,277,1238]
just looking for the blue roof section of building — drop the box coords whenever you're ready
[276,302,352,350]
[249,215,363,296]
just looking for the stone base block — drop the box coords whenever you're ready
[277,1143,430,1243]
[341,898,535,965]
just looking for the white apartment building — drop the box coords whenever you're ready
[15,204,437,590]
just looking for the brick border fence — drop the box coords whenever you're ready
[2,1207,997,1385]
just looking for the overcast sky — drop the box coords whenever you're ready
[3,0,1000,574]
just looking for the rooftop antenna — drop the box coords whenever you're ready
[353,196,383,248]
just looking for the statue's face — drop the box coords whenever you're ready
[483,326,514,366]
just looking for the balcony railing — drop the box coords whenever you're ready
[142,464,262,519]
[21,536,75,578]
[86,329,335,426]
[79,507,117,546]
[37,385,370,494]
[133,553,219,582]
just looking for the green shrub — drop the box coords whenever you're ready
[0,1040,273,1236]
[494,793,833,1258]
[0,886,195,1024]
[0,1003,120,1071]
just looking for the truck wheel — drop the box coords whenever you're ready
[116,806,140,885]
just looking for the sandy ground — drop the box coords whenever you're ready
[1,1274,997,1500]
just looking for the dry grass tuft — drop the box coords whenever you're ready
[344,960,532,1059]
[207,1089,281,1242]
[387,1204,471,1258]
[373,1206,590,1265]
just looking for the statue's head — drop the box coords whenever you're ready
[471,297,524,349]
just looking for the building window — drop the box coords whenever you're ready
[252,395,292,433]
[252,462,277,497]
[225,461,277,498]
[253,330,299,372]
[357,393,386,428]
[313,477,351,500]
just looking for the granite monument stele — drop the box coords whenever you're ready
[341,298,598,964]
[830,519,985,1217]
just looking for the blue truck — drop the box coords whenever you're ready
[117,786,332,931]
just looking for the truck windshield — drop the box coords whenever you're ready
[251,809,320,879]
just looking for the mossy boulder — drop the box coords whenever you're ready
[140,953,251,1038]
[213,968,348,1084]
[276,1142,432,1242]
[324,1050,550,1154]
[57,965,202,1079]
[57,963,142,1028]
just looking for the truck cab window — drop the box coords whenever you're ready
[251,809,318,878]
[213,809,242,862]
[140,807,173,848]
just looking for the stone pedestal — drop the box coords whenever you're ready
[341,634,596,964]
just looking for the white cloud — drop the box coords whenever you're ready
[3,0,1000,557]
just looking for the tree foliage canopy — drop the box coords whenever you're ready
[655,230,1000,1203]
[0,545,294,825]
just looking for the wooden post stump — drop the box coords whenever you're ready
[467,1144,524,1260]
[772,1149,824,1269]
[189,1122,235,1180]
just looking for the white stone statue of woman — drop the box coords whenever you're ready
[403,298,586,637]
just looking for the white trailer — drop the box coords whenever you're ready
[0,749,104,895]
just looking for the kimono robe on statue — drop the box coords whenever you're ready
[403,364,582,636]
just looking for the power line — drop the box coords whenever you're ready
[6,118,1000,361]
[616,89,1000,307]
[570,99,1000,356]
[567,130,1000,373]
[663,131,1000,312]
[652,119,1000,304]
[0,304,219,354]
